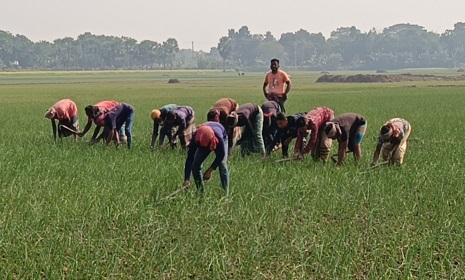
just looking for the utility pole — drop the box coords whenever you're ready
[192,41,194,52]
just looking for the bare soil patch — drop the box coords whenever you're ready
[316,73,465,83]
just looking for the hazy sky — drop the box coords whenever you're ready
[2,0,464,51]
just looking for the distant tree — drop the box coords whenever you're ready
[217,36,232,71]
[134,40,160,69]
[257,32,285,67]
[121,37,137,69]
[441,22,465,66]
[279,29,327,68]
[327,26,365,68]
[0,31,15,68]
[160,38,179,69]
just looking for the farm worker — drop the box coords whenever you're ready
[44,98,79,142]
[323,113,368,166]
[183,122,229,195]
[207,98,240,154]
[78,100,121,143]
[96,103,134,149]
[226,103,265,156]
[371,118,411,165]
[294,106,334,161]
[263,58,291,112]
[261,100,281,153]
[150,104,179,150]
[161,106,196,149]
[264,112,307,158]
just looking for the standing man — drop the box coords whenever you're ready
[98,103,134,149]
[78,100,120,143]
[371,118,411,166]
[44,99,79,142]
[183,122,229,195]
[294,106,334,161]
[150,104,179,150]
[263,58,291,112]
[324,113,367,166]
[161,106,196,149]
[226,103,265,156]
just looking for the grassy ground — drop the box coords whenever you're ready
[1,70,465,278]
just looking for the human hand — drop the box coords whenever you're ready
[203,168,213,181]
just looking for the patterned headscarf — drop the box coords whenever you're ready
[195,125,218,151]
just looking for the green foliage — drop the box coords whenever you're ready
[1,71,465,278]
[3,22,465,71]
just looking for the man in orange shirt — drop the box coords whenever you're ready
[44,99,79,142]
[263,58,291,112]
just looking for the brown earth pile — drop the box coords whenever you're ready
[316,73,465,83]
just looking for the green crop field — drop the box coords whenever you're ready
[1,70,465,279]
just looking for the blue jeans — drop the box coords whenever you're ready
[191,140,229,195]
[123,110,134,149]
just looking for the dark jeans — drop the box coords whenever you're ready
[191,140,229,195]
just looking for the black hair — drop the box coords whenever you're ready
[263,115,271,127]
[295,116,307,128]
[85,105,96,118]
[226,115,237,127]
[271,58,280,64]
[276,112,287,121]
[207,109,219,121]
[324,123,334,135]
[165,111,176,121]
[380,125,391,135]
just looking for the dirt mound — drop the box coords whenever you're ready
[316,73,465,83]
[168,78,180,84]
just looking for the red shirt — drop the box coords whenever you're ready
[89,100,119,122]
[295,107,334,154]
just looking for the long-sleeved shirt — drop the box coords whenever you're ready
[295,107,334,155]
[211,98,239,123]
[89,100,119,123]
[160,106,194,145]
[152,104,179,137]
[236,103,260,131]
[227,103,260,149]
[104,103,134,131]
[266,113,306,155]
[184,122,227,181]
[261,100,280,117]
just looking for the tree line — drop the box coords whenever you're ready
[1,22,465,71]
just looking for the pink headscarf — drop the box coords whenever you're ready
[195,125,218,151]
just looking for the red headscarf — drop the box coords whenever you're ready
[195,125,218,151]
